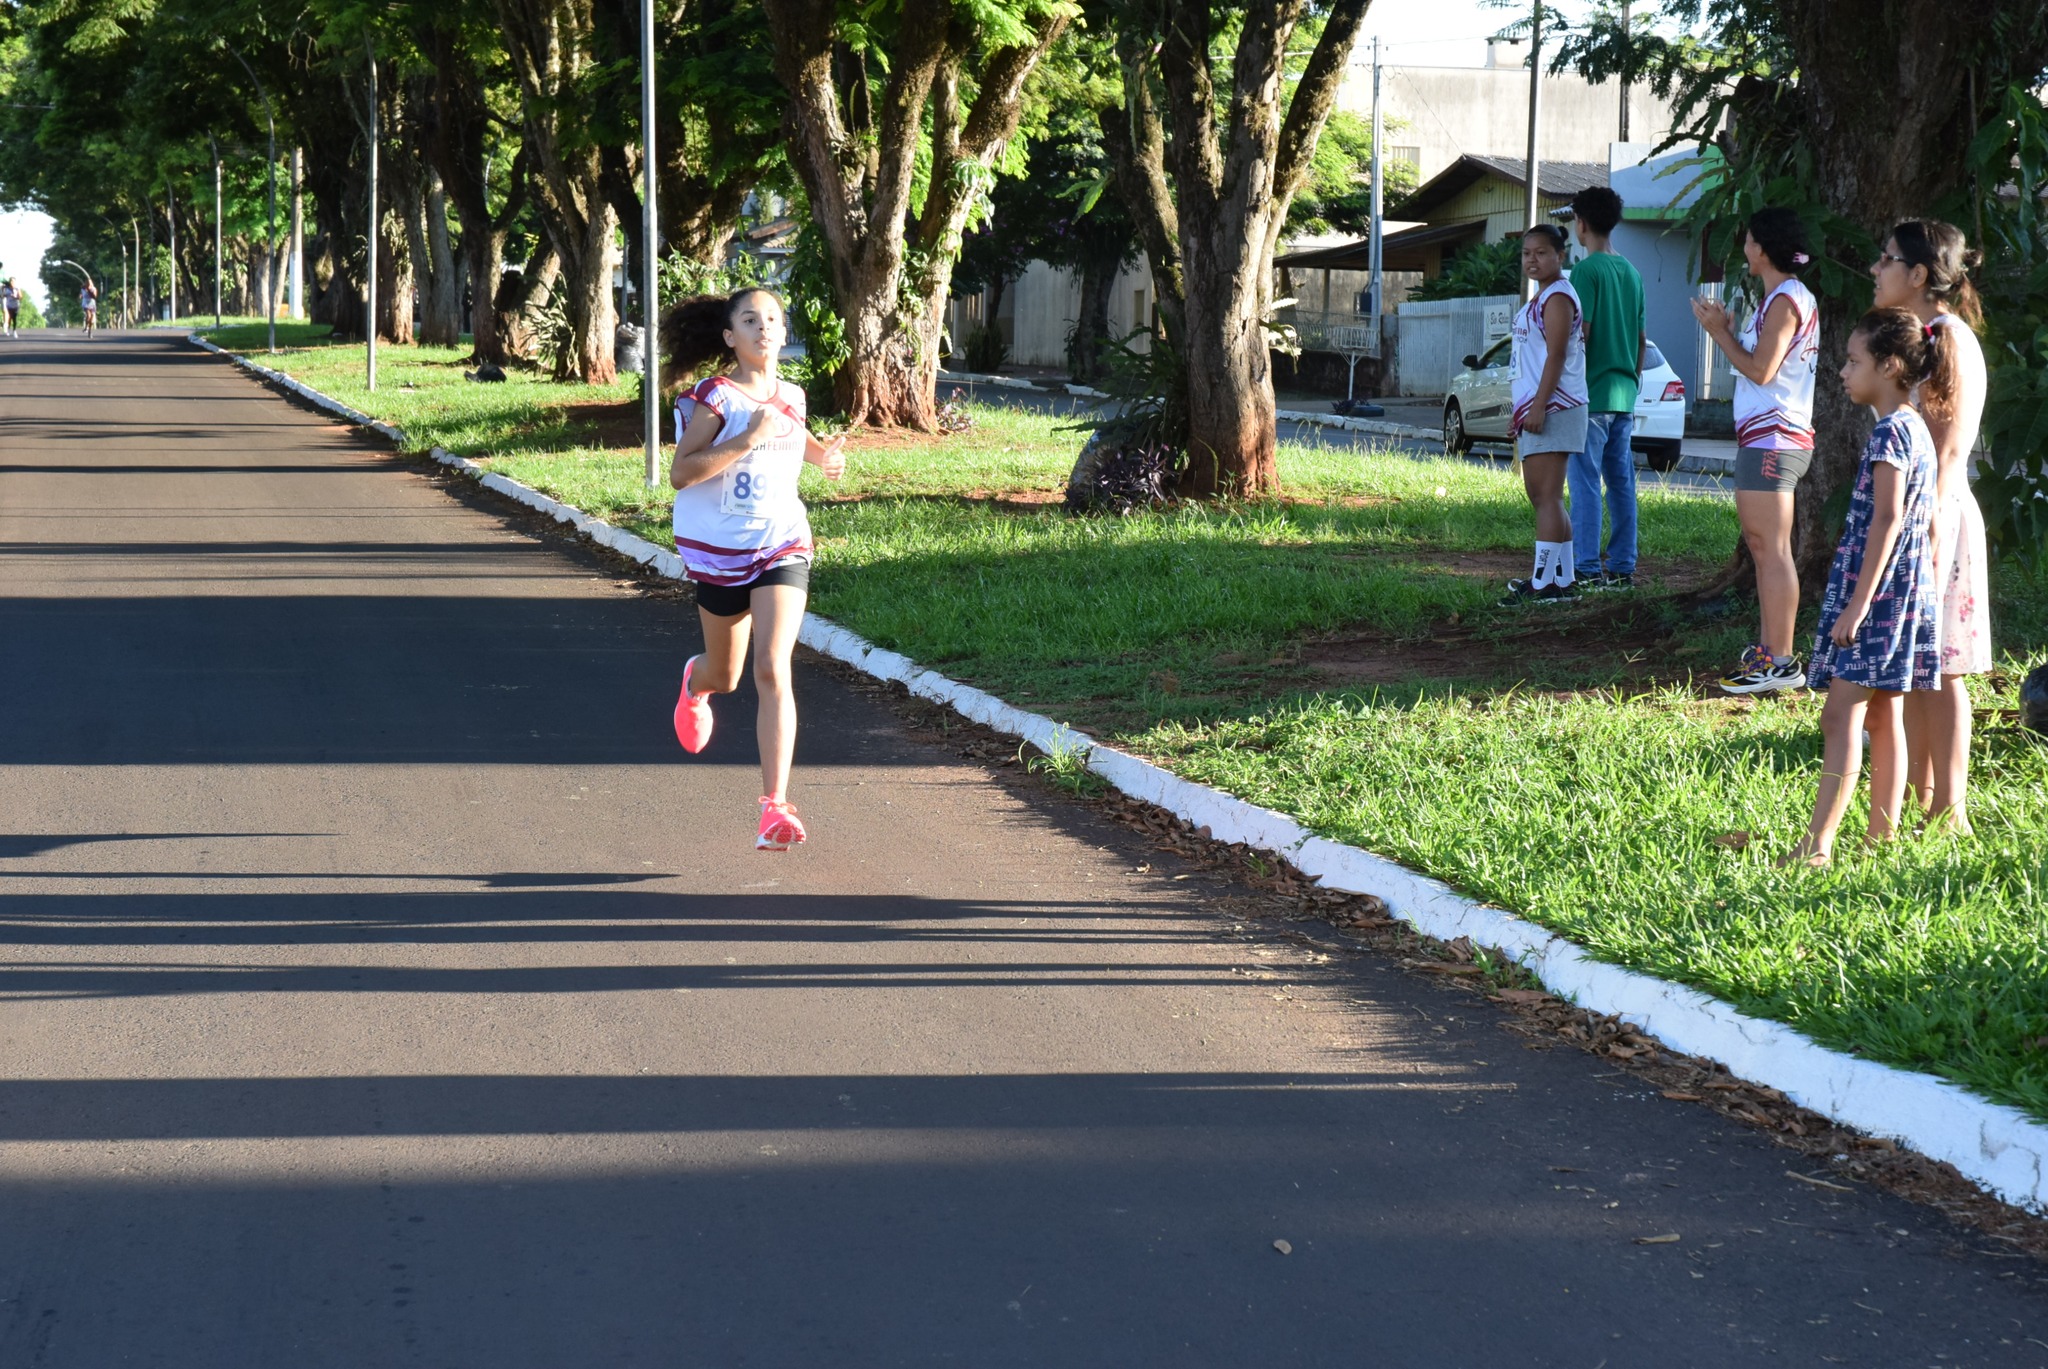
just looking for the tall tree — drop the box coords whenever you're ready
[761,0,1072,428]
[1098,1,1372,496]
[493,0,620,383]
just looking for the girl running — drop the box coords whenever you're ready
[1690,208,1820,695]
[79,285,98,337]
[1871,219,1991,835]
[1501,223,1588,606]
[1785,308,1949,868]
[662,288,845,850]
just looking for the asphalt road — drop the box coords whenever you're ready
[0,328,2039,1367]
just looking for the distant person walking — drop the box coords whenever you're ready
[1691,208,1820,694]
[1871,219,1992,835]
[1,279,19,338]
[662,287,846,851]
[1566,187,1648,591]
[1785,308,1950,868]
[1501,223,1589,606]
[79,285,98,337]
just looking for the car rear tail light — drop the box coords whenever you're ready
[1660,380,1686,402]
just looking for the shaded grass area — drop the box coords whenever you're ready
[207,331,2048,1123]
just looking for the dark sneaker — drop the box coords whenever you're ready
[1500,577,1581,607]
[1719,652,1807,694]
[1586,572,1635,593]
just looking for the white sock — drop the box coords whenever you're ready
[1552,540,1576,587]
[1530,542,1556,589]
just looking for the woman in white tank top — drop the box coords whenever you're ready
[1500,224,1590,605]
[1690,207,1820,695]
[1873,219,1992,834]
[663,288,847,851]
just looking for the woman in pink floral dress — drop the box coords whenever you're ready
[1871,220,1991,836]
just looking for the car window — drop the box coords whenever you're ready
[1480,337,1510,368]
[1642,340,1668,370]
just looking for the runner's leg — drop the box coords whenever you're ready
[693,605,753,696]
[747,583,808,802]
[1735,489,1798,659]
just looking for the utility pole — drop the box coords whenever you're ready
[1521,0,1544,302]
[132,217,141,326]
[365,38,379,392]
[1618,1,1632,142]
[641,0,661,488]
[213,147,223,327]
[289,148,304,320]
[1368,35,1385,362]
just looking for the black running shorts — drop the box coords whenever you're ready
[693,560,812,617]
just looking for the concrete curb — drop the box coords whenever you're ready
[192,331,2048,1215]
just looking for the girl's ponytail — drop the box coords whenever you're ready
[660,286,785,390]
[1853,306,1957,419]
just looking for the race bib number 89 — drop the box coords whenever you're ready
[720,462,771,518]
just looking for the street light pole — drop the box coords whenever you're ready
[1521,0,1544,302]
[213,145,223,328]
[167,184,178,323]
[289,147,304,320]
[132,216,141,326]
[641,0,660,489]
[1368,35,1384,361]
[365,37,379,393]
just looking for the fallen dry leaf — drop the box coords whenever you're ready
[1412,963,1485,976]
[1786,1170,1856,1194]
[1272,1239,1293,1255]
[1493,988,1555,1006]
[1634,1233,1681,1245]
[1660,1090,1703,1102]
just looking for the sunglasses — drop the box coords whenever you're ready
[1876,251,1911,268]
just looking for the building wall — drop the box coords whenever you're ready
[1429,179,1575,247]
[951,258,1156,370]
[1342,62,1675,182]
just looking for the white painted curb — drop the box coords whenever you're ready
[190,330,2048,1215]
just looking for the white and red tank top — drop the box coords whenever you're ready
[1510,277,1587,431]
[1734,279,1819,450]
[670,374,813,586]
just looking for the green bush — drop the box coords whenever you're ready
[960,321,1009,373]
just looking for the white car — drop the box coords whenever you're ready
[1442,336,1687,471]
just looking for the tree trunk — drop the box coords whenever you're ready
[498,241,561,361]
[494,0,620,385]
[413,165,463,346]
[763,0,1067,427]
[1069,248,1118,383]
[1098,0,1368,496]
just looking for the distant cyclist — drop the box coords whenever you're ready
[79,284,98,337]
[1,279,18,338]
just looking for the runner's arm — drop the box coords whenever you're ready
[1695,294,1797,386]
[801,430,846,480]
[669,404,773,491]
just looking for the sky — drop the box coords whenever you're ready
[0,207,54,296]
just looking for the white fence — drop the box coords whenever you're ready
[1392,294,1517,397]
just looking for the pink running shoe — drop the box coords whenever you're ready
[673,655,713,754]
[757,797,807,851]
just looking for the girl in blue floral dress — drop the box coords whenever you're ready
[1787,308,1950,867]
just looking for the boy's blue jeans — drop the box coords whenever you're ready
[1569,411,1638,576]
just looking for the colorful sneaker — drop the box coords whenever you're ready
[1499,577,1580,607]
[1585,572,1635,593]
[1719,650,1807,695]
[757,797,807,852]
[673,655,714,753]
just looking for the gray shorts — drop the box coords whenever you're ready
[1734,445,1812,492]
[1517,405,1590,458]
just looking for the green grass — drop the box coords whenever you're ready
[207,332,2048,1123]
[1137,673,2048,1120]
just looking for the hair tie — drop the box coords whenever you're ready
[1922,322,1936,342]
[1791,253,1810,265]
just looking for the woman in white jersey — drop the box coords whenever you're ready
[1691,208,1820,694]
[1502,223,1589,605]
[79,285,97,336]
[1873,219,1990,835]
[662,288,846,850]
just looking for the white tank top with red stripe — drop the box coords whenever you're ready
[1734,279,1819,450]
[1510,277,1587,430]
[670,374,813,586]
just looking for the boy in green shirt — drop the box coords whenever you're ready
[1566,188,1647,589]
